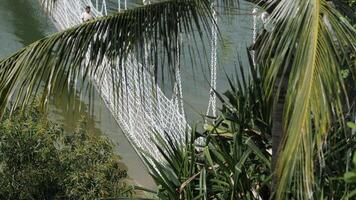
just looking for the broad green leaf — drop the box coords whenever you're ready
[344,172,356,183]
[347,122,356,130]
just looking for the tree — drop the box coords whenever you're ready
[0,0,355,198]
[0,105,131,199]
[256,1,355,199]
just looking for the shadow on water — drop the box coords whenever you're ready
[1,0,54,45]
[49,87,103,136]
[48,85,156,189]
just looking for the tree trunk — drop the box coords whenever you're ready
[271,76,289,190]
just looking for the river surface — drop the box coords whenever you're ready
[0,0,258,189]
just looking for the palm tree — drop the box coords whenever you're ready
[256,0,355,199]
[0,0,355,199]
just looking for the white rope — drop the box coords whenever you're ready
[174,36,186,119]
[252,7,258,66]
[206,5,218,120]
[103,0,107,15]
[252,8,270,65]
[45,0,188,162]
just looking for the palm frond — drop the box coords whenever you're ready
[0,0,214,116]
[256,0,356,199]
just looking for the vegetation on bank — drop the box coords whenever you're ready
[144,58,356,199]
[344,147,356,199]
[143,62,272,199]
[0,0,354,199]
[0,106,132,200]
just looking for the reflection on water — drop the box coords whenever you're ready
[50,89,101,135]
[1,0,52,45]
[49,87,156,188]
[0,0,258,190]
[0,0,53,56]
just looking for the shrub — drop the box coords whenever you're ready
[344,152,356,199]
[0,106,131,200]
[143,62,272,199]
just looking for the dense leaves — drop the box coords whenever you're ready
[314,119,356,198]
[143,61,272,199]
[344,150,356,199]
[0,0,355,199]
[145,53,356,199]
[256,0,356,198]
[341,119,356,199]
[0,106,131,200]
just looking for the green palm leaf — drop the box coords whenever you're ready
[257,0,356,199]
[0,0,214,116]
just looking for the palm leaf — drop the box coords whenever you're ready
[256,0,356,199]
[0,0,214,117]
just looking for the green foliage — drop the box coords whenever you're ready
[143,61,272,199]
[347,122,356,130]
[341,69,350,79]
[314,119,356,198]
[256,0,356,198]
[343,119,356,199]
[144,55,356,199]
[344,153,356,199]
[0,106,131,200]
[0,0,215,117]
[0,0,354,199]
[144,126,271,199]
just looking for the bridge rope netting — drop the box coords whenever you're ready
[41,0,226,163]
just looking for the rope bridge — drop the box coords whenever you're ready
[45,0,211,161]
[43,0,262,163]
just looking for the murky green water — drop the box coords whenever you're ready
[0,0,256,189]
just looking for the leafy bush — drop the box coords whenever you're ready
[0,106,131,200]
[143,61,272,199]
[313,119,356,199]
[343,122,356,199]
[344,152,356,199]
[143,56,355,199]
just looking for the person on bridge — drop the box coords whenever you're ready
[81,6,94,22]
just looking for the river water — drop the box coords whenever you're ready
[0,0,257,189]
